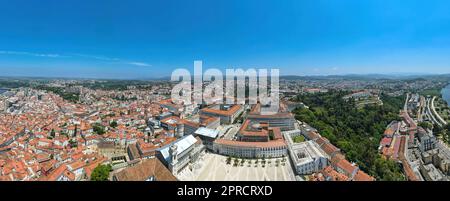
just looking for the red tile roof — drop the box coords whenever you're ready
[113,158,176,181]
[201,105,242,117]
[353,170,375,181]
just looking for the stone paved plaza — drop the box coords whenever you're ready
[177,153,297,181]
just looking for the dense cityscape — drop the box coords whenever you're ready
[1,75,450,181]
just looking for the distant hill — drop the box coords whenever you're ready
[2,73,450,82]
[280,73,450,80]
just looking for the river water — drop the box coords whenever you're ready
[441,84,450,105]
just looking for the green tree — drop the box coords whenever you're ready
[90,164,112,181]
[110,121,118,128]
[418,122,432,130]
[226,156,232,165]
[293,135,305,143]
[293,91,406,181]
[69,139,78,148]
[92,123,106,135]
[49,129,56,139]
[233,158,239,167]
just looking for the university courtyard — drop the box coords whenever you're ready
[177,152,297,181]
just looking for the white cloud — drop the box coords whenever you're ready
[71,53,151,67]
[71,53,120,61]
[0,50,151,67]
[127,62,151,67]
[0,50,66,58]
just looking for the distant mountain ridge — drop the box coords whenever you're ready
[2,73,450,81]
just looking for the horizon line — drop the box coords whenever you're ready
[1,72,450,81]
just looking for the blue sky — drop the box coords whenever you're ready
[1,0,450,79]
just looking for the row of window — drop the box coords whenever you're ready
[216,145,287,158]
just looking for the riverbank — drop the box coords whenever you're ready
[442,84,450,106]
[431,84,450,125]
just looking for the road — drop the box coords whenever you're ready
[431,96,448,126]
[404,93,409,113]
[425,97,443,127]
[417,96,426,122]
[220,124,240,140]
